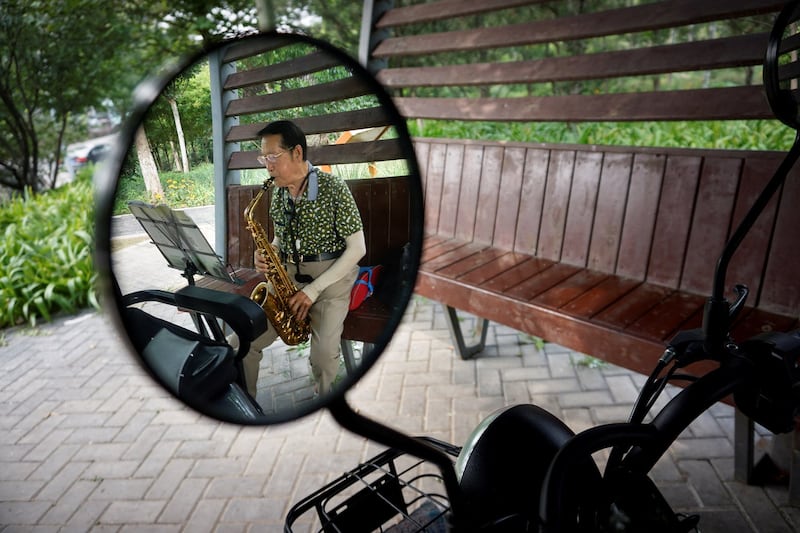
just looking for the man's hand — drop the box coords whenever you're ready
[254,246,277,273]
[289,290,312,321]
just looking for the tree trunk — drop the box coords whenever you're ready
[170,140,182,172]
[169,97,190,173]
[50,114,69,189]
[135,125,163,200]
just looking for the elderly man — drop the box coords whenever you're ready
[239,120,365,398]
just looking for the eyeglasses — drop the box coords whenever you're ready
[257,150,287,166]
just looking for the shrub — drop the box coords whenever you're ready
[112,162,215,215]
[0,169,99,328]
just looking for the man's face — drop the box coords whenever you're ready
[260,134,299,187]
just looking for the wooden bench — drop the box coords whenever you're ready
[198,177,411,368]
[199,33,414,370]
[414,138,799,372]
[360,0,800,491]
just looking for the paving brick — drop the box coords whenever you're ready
[502,380,530,405]
[558,390,616,409]
[100,499,165,524]
[92,478,153,500]
[158,477,209,523]
[678,459,732,506]
[40,479,99,525]
[145,458,193,500]
[0,499,53,525]
[1,295,797,531]
[183,497,226,533]
[477,368,502,397]
[670,437,734,460]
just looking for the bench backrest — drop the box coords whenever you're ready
[211,34,409,177]
[362,0,785,123]
[225,177,411,270]
[415,137,800,318]
[208,32,416,261]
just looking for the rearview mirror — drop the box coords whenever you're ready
[94,31,423,425]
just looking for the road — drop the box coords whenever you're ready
[110,204,215,239]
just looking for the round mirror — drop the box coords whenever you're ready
[95,31,423,425]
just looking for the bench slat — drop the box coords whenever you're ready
[538,150,575,262]
[593,283,673,331]
[458,251,532,286]
[224,51,340,90]
[393,86,773,122]
[373,0,783,57]
[474,146,504,246]
[226,108,393,142]
[645,155,703,288]
[628,291,706,341]
[375,0,542,28]
[454,145,484,243]
[483,256,554,293]
[726,158,782,303]
[376,34,767,88]
[229,139,406,170]
[222,35,294,62]
[587,152,634,274]
[514,148,550,255]
[534,269,610,310]
[562,151,604,268]
[437,247,508,279]
[562,276,641,319]
[507,263,582,302]
[680,157,742,294]
[226,77,372,116]
[616,153,665,281]
[760,164,800,315]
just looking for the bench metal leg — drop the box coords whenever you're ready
[734,409,755,484]
[735,410,800,505]
[341,339,356,374]
[340,340,374,374]
[791,425,800,505]
[442,304,489,360]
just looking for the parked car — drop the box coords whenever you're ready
[65,135,116,177]
[87,143,111,164]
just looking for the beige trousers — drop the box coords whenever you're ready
[238,259,357,398]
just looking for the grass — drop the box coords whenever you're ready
[113,163,216,215]
[408,119,794,152]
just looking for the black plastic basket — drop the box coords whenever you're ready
[285,437,461,532]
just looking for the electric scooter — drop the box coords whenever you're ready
[95,3,800,531]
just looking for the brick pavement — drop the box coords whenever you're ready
[2,299,800,532]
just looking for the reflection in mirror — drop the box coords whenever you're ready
[103,32,421,425]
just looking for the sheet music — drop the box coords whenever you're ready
[127,201,235,283]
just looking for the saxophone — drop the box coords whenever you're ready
[244,179,311,346]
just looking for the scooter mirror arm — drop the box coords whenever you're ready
[327,397,470,530]
[623,355,753,474]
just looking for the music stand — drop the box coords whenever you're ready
[127,201,235,340]
[128,201,235,285]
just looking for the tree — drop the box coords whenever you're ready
[0,1,136,192]
[0,0,257,195]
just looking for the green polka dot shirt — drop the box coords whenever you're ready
[269,168,363,256]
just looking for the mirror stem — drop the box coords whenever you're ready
[328,397,469,528]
